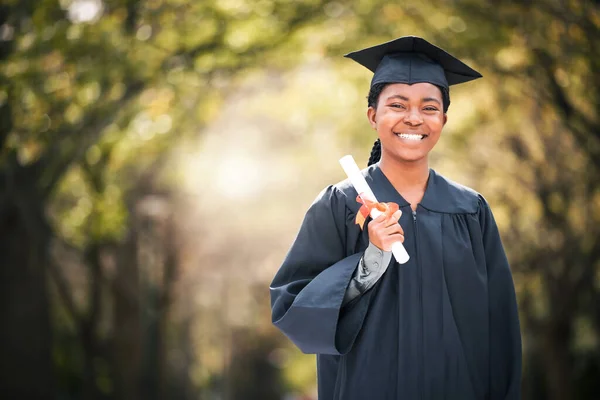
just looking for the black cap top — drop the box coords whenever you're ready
[344,36,482,89]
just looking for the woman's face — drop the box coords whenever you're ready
[367,82,447,164]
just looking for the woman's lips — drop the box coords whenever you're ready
[394,132,427,141]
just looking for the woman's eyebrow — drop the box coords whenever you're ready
[387,94,409,101]
[387,95,441,105]
[422,97,441,105]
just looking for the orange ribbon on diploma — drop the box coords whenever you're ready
[355,195,399,230]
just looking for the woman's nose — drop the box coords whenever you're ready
[404,109,423,126]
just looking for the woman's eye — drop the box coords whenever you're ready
[390,103,405,109]
[424,107,438,111]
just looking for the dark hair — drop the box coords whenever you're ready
[366,82,450,166]
[367,138,382,166]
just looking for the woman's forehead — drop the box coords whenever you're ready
[381,82,443,99]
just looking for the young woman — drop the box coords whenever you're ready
[270,36,522,400]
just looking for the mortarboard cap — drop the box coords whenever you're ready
[344,36,482,89]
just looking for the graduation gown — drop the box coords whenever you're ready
[270,165,522,400]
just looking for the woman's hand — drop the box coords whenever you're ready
[367,209,404,251]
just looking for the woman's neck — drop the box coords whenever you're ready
[379,156,430,210]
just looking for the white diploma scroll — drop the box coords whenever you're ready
[339,155,410,264]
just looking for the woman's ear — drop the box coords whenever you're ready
[443,113,448,126]
[367,106,377,130]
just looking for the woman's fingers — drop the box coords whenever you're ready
[374,209,402,227]
[372,212,388,223]
[383,210,402,226]
[367,207,405,250]
[381,233,405,250]
[383,224,404,238]
[373,207,401,221]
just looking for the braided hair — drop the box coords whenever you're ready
[366,82,450,166]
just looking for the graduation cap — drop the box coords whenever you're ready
[344,36,482,89]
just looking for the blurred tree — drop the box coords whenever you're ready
[0,0,340,398]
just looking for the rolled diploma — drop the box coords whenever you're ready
[339,155,410,264]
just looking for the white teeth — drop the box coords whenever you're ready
[396,133,423,141]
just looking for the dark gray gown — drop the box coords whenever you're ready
[270,165,521,400]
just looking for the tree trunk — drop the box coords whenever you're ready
[112,229,142,400]
[0,192,54,398]
[542,319,573,400]
[81,323,100,400]
[155,221,178,399]
[155,249,174,399]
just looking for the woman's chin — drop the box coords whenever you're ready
[387,149,430,164]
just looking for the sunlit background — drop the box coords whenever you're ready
[1,1,599,399]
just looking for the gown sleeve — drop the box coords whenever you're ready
[479,197,522,399]
[270,185,374,355]
[343,242,392,306]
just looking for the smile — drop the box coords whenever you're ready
[395,133,427,141]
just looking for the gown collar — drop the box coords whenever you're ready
[369,163,479,214]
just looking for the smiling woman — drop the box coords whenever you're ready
[367,82,447,165]
[270,36,522,400]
